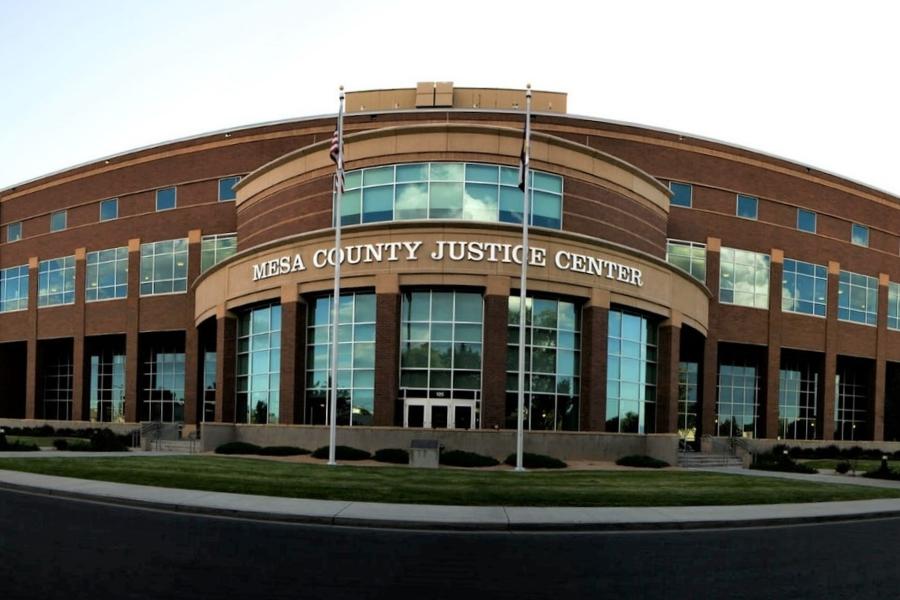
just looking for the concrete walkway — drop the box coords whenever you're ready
[3,465,900,531]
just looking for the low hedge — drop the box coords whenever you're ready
[439,450,499,468]
[311,445,372,461]
[835,461,852,474]
[615,455,669,469]
[373,448,409,464]
[215,442,263,455]
[503,452,567,469]
[256,446,310,457]
[862,463,900,481]
[751,453,817,474]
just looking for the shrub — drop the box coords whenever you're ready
[504,452,567,469]
[615,455,669,469]
[835,461,852,474]
[439,450,499,468]
[215,442,263,455]
[89,429,130,452]
[373,448,409,464]
[53,439,69,451]
[67,441,92,452]
[750,452,817,474]
[311,445,371,461]
[256,446,310,456]
[863,464,900,481]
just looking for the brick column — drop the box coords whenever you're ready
[762,249,783,439]
[873,273,890,441]
[482,276,510,429]
[820,260,840,440]
[182,229,202,425]
[656,315,681,434]
[214,307,237,423]
[72,247,88,421]
[701,237,721,437]
[279,285,305,425]
[124,238,141,423]
[25,256,39,420]
[374,274,400,426]
[579,288,609,432]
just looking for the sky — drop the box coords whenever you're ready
[1,0,899,196]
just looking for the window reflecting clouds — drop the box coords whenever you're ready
[719,247,769,308]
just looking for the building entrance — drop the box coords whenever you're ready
[404,399,475,430]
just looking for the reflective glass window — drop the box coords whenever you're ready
[719,247,770,309]
[218,176,240,201]
[7,221,22,242]
[42,348,73,420]
[38,256,75,307]
[50,210,67,232]
[99,198,118,222]
[851,223,869,247]
[305,293,375,426]
[779,362,818,440]
[835,366,867,440]
[889,282,900,331]
[140,238,188,295]
[0,265,29,312]
[666,239,706,283]
[736,194,758,220]
[86,247,128,301]
[669,182,692,208]
[156,187,177,211]
[201,233,237,272]
[838,270,878,325]
[678,362,699,442]
[90,349,125,423]
[606,310,657,433]
[797,208,816,233]
[142,344,185,423]
[717,364,759,437]
[237,304,281,424]
[782,258,826,317]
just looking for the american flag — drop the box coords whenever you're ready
[518,115,530,192]
[330,129,344,192]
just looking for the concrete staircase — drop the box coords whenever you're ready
[677,452,743,468]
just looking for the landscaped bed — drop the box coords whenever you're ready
[1,456,899,507]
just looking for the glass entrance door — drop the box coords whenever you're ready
[404,399,476,429]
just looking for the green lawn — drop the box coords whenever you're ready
[8,436,89,448]
[802,459,899,472]
[1,456,900,506]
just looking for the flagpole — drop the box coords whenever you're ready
[328,86,345,467]
[515,84,532,473]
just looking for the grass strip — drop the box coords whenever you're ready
[2,456,900,507]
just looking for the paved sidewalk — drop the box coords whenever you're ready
[3,467,900,532]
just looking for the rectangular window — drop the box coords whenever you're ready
[218,176,240,201]
[889,282,900,331]
[669,182,692,208]
[99,198,118,222]
[835,367,867,440]
[719,247,770,309]
[838,270,878,326]
[797,209,816,233]
[782,258,827,317]
[50,210,67,232]
[851,223,869,247]
[42,349,73,420]
[237,304,282,424]
[90,350,126,423]
[736,194,758,220]
[666,239,706,283]
[606,310,658,434]
[140,238,188,295]
[6,221,22,242]
[200,234,237,272]
[0,265,29,312]
[38,256,76,307]
[717,364,759,437]
[86,247,128,301]
[779,362,818,440]
[156,187,177,211]
[142,345,185,422]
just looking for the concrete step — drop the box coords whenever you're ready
[677,454,743,468]
[147,440,198,453]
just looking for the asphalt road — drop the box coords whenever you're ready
[1,487,898,600]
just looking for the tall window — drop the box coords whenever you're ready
[779,363,818,440]
[7,221,22,242]
[851,223,869,247]
[99,198,118,222]
[666,239,706,282]
[140,238,188,295]
[42,350,73,420]
[838,270,878,325]
[717,364,759,437]
[202,350,216,423]
[835,367,867,441]
[606,310,657,433]
[38,256,75,307]
[797,209,816,233]
[736,194,758,220]
[719,247,770,309]
[200,234,237,272]
[889,282,900,331]
[678,362,699,442]
[340,163,563,229]
[156,187,177,211]
[90,350,125,423]
[782,258,826,317]
[506,296,580,431]
[50,210,67,232]
[669,182,692,208]
[0,265,29,312]
[237,304,281,424]
[142,346,185,422]
[306,293,375,426]
[218,176,240,201]
[86,247,128,301]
